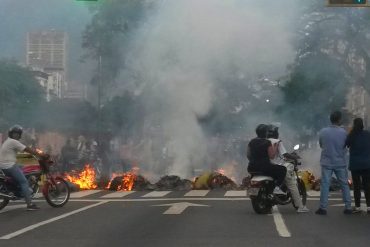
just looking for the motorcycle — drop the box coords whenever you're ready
[0,151,70,210]
[248,144,307,214]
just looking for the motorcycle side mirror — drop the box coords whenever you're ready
[293,144,300,151]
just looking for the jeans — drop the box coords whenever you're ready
[320,166,351,210]
[351,169,370,207]
[2,164,32,205]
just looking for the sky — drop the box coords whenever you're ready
[0,0,93,84]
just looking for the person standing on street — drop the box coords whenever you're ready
[345,118,370,214]
[316,111,352,215]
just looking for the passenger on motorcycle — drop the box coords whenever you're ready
[266,125,309,213]
[0,125,42,210]
[247,124,287,193]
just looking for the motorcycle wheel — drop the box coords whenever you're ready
[292,178,307,209]
[251,187,273,214]
[0,183,10,210]
[44,177,70,208]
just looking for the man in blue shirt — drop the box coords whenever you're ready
[316,111,352,215]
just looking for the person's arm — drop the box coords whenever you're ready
[23,146,42,156]
[246,145,251,160]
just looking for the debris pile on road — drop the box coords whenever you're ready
[107,172,154,191]
[155,175,193,191]
[193,172,238,190]
[208,172,238,190]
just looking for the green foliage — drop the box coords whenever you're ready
[35,99,97,135]
[279,54,348,132]
[0,60,45,129]
[82,0,149,84]
[101,93,144,138]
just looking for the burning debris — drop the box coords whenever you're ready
[64,164,98,190]
[193,172,238,190]
[155,175,193,191]
[107,173,153,191]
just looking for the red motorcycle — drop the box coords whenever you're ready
[0,152,70,210]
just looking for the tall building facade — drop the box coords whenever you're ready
[26,30,68,97]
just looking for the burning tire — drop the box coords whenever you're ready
[251,187,272,214]
[44,177,70,208]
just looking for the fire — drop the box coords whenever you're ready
[106,168,139,191]
[65,164,98,190]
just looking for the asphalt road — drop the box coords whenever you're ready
[0,190,369,247]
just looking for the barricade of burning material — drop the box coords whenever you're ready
[193,172,238,190]
[155,175,193,191]
[64,164,98,190]
[107,172,154,191]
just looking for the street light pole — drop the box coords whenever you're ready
[97,55,102,149]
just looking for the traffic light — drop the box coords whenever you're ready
[328,0,368,6]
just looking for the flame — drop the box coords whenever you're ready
[64,164,98,190]
[106,167,139,191]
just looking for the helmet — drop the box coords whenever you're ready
[255,124,268,138]
[8,125,23,139]
[267,124,279,139]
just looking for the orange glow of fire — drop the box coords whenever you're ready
[64,164,98,190]
[106,168,139,191]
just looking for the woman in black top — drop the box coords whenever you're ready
[345,118,370,214]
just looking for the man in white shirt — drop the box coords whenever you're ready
[267,125,309,213]
[0,125,41,210]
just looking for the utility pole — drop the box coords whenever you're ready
[97,55,102,149]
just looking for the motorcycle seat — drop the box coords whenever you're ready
[250,175,274,182]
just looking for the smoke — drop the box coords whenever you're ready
[119,0,300,178]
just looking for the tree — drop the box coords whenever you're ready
[0,60,45,130]
[279,1,370,134]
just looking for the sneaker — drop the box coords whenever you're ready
[26,203,40,211]
[315,208,327,215]
[352,207,362,214]
[343,209,352,215]
[297,206,310,213]
[273,186,287,195]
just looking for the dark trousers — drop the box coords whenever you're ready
[249,164,287,186]
[351,169,370,207]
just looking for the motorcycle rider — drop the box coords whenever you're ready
[0,125,42,210]
[247,124,287,193]
[266,125,309,213]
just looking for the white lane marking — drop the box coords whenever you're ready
[101,191,135,198]
[307,191,320,197]
[33,193,43,199]
[272,206,291,238]
[0,205,25,214]
[153,202,209,214]
[184,190,209,197]
[0,201,108,240]
[224,190,247,197]
[70,190,102,198]
[142,191,171,197]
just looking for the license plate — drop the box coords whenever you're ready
[248,187,260,196]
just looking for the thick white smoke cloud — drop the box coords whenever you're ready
[121,0,300,178]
